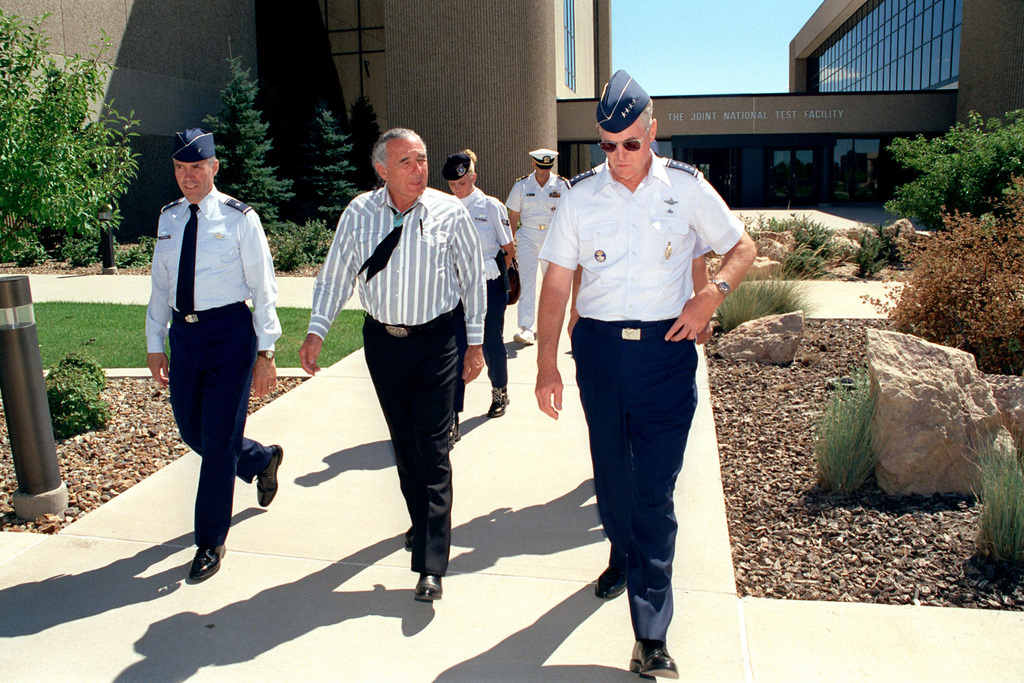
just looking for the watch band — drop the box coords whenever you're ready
[257,350,275,360]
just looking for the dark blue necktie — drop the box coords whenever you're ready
[359,207,408,282]
[176,204,200,314]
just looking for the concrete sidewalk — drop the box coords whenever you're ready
[3,224,1023,680]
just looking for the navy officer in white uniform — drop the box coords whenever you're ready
[504,148,569,345]
[442,150,516,438]
[299,128,486,602]
[534,72,756,678]
[146,128,284,583]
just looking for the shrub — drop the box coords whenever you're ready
[814,369,877,494]
[714,277,811,334]
[975,438,1024,564]
[888,178,1024,375]
[45,351,109,439]
[59,233,100,267]
[854,224,902,278]
[267,219,332,272]
[115,236,155,269]
[13,239,47,267]
[782,244,829,279]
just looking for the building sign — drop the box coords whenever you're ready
[668,109,845,122]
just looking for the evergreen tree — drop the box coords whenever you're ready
[348,95,382,191]
[300,101,357,223]
[203,56,293,223]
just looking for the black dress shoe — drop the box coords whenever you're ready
[257,445,284,507]
[414,573,443,601]
[447,414,461,450]
[404,526,413,551]
[188,545,225,583]
[629,640,678,679]
[595,566,627,599]
[487,386,509,418]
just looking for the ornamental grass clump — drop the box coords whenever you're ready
[975,437,1024,564]
[814,369,877,494]
[713,276,811,334]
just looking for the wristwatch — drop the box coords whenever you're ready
[257,350,275,360]
[710,278,731,296]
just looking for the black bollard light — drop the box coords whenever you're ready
[98,204,117,274]
[0,276,67,520]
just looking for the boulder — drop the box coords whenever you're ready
[987,374,1024,442]
[867,329,1016,495]
[756,237,789,263]
[830,235,860,261]
[747,256,783,279]
[716,311,803,365]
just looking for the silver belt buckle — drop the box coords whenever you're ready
[185,314,199,323]
[622,328,641,341]
[384,325,409,338]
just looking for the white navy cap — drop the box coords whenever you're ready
[528,149,558,167]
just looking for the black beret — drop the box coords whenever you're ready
[442,152,472,181]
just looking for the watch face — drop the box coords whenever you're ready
[259,350,275,359]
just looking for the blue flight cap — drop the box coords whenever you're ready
[172,128,216,162]
[442,152,472,181]
[596,70,650,133]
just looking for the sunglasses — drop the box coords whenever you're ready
[597,123,652,153]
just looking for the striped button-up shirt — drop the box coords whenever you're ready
[308,186,486,344]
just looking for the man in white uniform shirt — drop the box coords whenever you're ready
[442,150,516,436]
[146,128,284,584]
[504,148,569,345]
[535,72,756,678]
[300,128,486,602]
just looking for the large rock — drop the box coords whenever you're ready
[867,329,1016,495]
[987,375,1024,442]
[716,311,803,365]
[747,256,782,279]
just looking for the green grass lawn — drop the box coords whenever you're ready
[32,302,364,369]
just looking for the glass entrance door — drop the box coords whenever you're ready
[769,149,815,206]
[691,148,737,205]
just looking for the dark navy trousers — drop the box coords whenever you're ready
[572,317,698,642]
[363,314,457,576]
[454,276,509,413]
[168,303,274,548]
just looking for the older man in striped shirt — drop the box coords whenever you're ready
[300,128,486,602]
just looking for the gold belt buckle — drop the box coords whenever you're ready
[621,328,641,340]
[185,314,199,323]
[384,325,409,338]
[537,224,547,230]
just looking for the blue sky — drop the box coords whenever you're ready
[610,0,827,96]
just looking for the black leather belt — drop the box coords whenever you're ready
[586,318,675,341]
[367,310,454,338]
[172,301,247,324]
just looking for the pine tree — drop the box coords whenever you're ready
[203,56,293,223]
[300,101,357,223]
[348,95,382,192]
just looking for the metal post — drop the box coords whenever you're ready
[0,276,67,520]
[99,204,117,275]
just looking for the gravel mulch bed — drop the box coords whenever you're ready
[0,378,305,534]
[707,319,1024,611]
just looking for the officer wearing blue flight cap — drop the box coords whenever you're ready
[535,71,757,678]
[146,127,284,583]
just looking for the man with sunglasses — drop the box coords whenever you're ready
[300,128,486,602]
[535,71,756,678]
[504,148,569,346]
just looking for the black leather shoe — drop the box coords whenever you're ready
[595,566,626,599]
[188,545,225,583]
[487,387,509,418]
[629,640,678,679]
[404,526,413,551]
[414,573,443,601]
[447,414,460,450]
[257,445,284,507]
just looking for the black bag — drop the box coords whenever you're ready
[506,258,521,306]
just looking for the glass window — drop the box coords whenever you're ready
[921,41,931,87]
[933,2,944,37]
[952,24,960,77]
[923,8,932,42]
[931,37,942,86]
[954,0,962,26]
[912,48,921,89]
[897,56,905,89]
[940,31,952,81]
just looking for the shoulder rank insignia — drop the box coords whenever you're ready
[224,197,252,214]
[665,159,698,177]
[569,168,597,188]
[515,174,530,182]
[160,198,184,213]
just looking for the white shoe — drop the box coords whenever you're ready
[514,329,535,345]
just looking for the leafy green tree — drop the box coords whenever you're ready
[203,56,293,223]
[300,101,357,222]
[348,95,382,191]
[0,11,139,255]
[886,110,1024,231]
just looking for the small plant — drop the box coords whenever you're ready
[714,277,811,334]
[45,351,109,439]
[975,436,1024,564]
[814,369,877,494]
[115,235,155,269]
[13,239,47,267]
[59,233,100,267]
[267,219,332,272]
[853,224,901,278]
[782,243,828,279]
